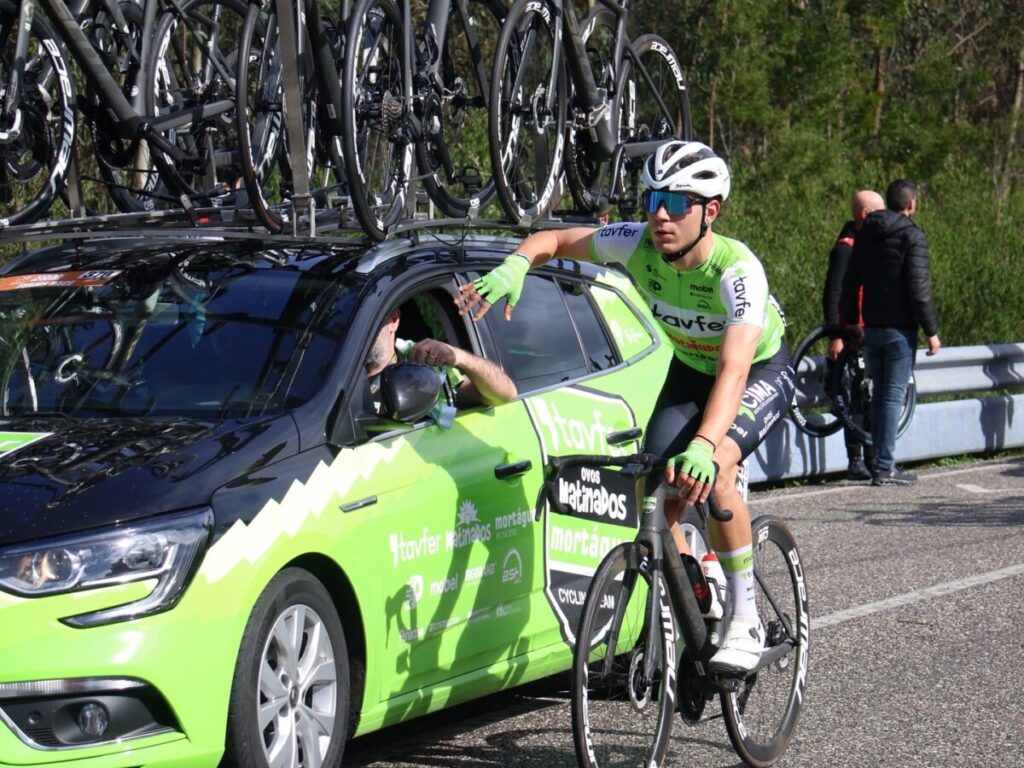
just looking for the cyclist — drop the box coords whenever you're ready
[456,140,794,674]
[823,189,884,480]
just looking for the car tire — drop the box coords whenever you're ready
[223,568,349,768]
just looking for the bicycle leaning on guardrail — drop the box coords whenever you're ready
[539,452,809,768]
[789,324,917,443]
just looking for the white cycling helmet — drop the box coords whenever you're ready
[641,140,731,201]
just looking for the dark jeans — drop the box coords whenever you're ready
[863,327,916,471]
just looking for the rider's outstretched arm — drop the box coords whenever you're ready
[456,227,596,321]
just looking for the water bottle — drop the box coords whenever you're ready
[680,553,711,614]
[700,552,728,620]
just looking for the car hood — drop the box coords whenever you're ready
[0,415,298,546]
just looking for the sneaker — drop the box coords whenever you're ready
[847,458,872,481]
[709,615,765,675]
[871,465,918,486]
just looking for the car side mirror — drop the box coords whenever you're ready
[378,362,444,423]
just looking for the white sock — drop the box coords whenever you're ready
[719,544,757,621]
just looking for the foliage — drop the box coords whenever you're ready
[629,0,1024,346]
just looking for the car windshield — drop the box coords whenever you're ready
[0,256,358,419]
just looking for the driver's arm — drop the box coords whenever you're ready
[408,339,516,407]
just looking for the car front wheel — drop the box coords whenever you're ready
[224,568,349,768]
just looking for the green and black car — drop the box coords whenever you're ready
[0,225,671,767]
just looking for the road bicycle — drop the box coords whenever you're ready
[541,452,808,768]
[236,0,349,233]
[789,324,917,443]
[488,0,690,224]
[0,0,246,223]
[340,0,507,238]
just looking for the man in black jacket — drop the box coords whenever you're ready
[823,189,884,480]
[842,179,941,485]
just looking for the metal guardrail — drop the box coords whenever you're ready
[749,343,1024,483]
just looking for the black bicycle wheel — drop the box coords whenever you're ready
[0,12,76,224]
[236,2,284,231]
[85,1,163,213]
[721,515,809,768]
[488,0,566,224]
[615,33,691,218]
[342,0,414,240]
[789,325,848,438]
[571,542,675,768]
[416,0,504,217]
[830,342,917,445]
[146,0,248,205]
[562,5,623,215]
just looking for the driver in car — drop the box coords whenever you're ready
[366,307,517,414]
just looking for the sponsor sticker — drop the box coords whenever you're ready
[0,270,122,291]
[0,432,51,458]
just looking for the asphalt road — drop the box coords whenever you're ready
[344,457,1024,768]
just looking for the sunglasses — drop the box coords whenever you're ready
[641,190,703,216]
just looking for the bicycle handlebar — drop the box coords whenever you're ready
[538,452,733,523]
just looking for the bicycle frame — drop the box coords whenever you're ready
[9,0,234,157]
[542,0,685,161]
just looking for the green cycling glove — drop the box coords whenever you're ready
[671,439,715,485]
[473,253,531,308]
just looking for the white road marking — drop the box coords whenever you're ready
[814,563,1024,629]
[956,483,1007,494]
[750,459,1023,505]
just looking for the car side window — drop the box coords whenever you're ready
[558,279,618,371]
[487,274,589,392]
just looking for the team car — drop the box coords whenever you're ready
[0,221,672,767]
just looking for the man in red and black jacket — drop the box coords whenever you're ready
[822,190,884,480]
[841,179,941,486]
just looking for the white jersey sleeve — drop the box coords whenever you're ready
[589,223,649,265]
[720,251,770,328]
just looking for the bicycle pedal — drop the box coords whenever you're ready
[709,674,747,693]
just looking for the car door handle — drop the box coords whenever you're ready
[607,427,642,446]
[340,496,377,513]
[494,460,532,479]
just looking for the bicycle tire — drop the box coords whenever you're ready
[788,325,849,438]
[830,342,917,445]
[613,32,691,219]
[571,541,675,768]
[562,5,625,215]
[488,0,567,224]
[415,0,504,218]
[721,515,809,768]
[342,0,414,241]
[145,0,248,205]
[0,12,76,225]
[85,1,163,213]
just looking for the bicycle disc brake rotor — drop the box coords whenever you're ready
[627,650,653,710]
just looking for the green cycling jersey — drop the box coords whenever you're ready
[589,222,786,375]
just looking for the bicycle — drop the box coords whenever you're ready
[540,452,808,768]
[0,0,246,223]
[789,324,917,444]
[339,0,507,239]
[235,0,349,233]
[487,0,690,225]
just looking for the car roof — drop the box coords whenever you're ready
[0,210,579,279]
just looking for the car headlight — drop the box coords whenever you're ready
[0,508,213,627]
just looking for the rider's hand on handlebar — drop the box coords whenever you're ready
[667,439,715,505]
[456,253,530,322]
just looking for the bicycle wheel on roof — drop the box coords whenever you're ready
[488,0,566,224]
